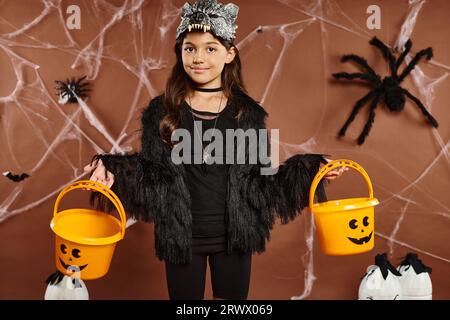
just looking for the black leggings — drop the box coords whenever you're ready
[164,237,252,300]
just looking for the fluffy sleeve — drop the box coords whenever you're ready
[88,97,169,222]
[246,154,328,225]
[243,104,328,224]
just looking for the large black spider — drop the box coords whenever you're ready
[333,36,439,145]
[54,75,91,104]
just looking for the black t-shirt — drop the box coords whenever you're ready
[179,98,237,238]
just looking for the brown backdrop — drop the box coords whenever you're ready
[1,0,449,300]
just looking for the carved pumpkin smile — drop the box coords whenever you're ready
[58,257,88,271]
[348,231,373,245]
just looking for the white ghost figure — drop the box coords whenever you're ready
[44,267,89,300]
[397,253,432,300]
[358,253,402,300]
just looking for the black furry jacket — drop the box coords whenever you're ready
[90,88,327,264]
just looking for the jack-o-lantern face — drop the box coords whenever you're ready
[347,216,372,245]
[58,242,88,273]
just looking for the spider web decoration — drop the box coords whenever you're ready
[333,36,438,145]
[0,0,449,300]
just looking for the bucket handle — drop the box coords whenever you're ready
[309,159,374,211]
[53,180,126,239]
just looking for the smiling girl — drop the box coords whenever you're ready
[84,0,346,300]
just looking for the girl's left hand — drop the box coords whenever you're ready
[323,166,349,180]
[322,158,349,181]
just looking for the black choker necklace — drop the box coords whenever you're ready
[194,87,223,92]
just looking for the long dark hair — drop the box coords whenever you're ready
[160,31,248,147]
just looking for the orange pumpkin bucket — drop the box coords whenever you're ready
[309,159,379,255]
[50,180,126,280]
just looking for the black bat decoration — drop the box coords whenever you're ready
[3,171,30,182]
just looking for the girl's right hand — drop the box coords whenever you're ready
[83,159,115,188]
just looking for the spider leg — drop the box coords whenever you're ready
[78,89,92,94]
[78,82,90,87]
[76,75,87,84]
[402,89,439,128]
[338,90,378,138]
[395,39,412,72]
[369,37,397,76]
[398,47,433,82]
[54,80,65,85]
[341,54,378,77]
[78,86,91,91]
[357,94,382,145]
[333,72,379,84]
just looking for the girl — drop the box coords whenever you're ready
[84,0,346,300]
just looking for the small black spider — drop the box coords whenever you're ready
[54,75,91,104]
[333,36,438,145]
